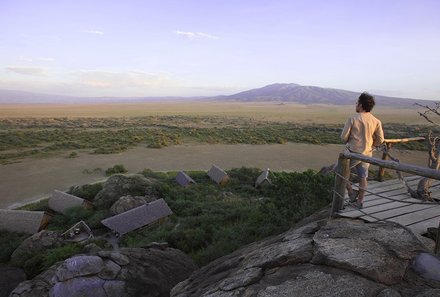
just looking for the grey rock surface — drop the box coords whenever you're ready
[171,218,439,297]
[0,267,26,297]
[94,174,153,209]
[55,255,104,281]
[110,195,147,215]
[10,247,197,297]
[10,231,64,266]
[411,253,440,282]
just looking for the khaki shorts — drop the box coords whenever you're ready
[350,160,369,179]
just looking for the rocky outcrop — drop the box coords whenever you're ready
[93,174,153,209]
[171,218,439,297]
[0,267,26,297]
[10,246,197,297]
[110,195,152,215]
[10,230,64,266]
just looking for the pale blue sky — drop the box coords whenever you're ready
[0,0,439,99]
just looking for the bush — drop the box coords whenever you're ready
[0,230,28,263]
[121,167,333,267]
[24,244,82,278]
[69,183,103,201]
[105,164,128,176]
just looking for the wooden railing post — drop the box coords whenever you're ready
[435,220,440,255]
[330,154,351,218]
[378,143,392,182]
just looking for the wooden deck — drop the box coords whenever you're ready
[337,176,440,236]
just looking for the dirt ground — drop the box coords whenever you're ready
[0,143,429,209]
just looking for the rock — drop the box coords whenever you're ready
[0,267,26,297]
[97,251,130,266]
[103,280,126,297]
[141,241,169,250]
[50,277,106,297]
[171,218,436,297]
[82,243,102,255]
[311,219,425,285]
[55,255,104,281]
[110,195,147,215]
[411,253,440,282]
[10,247,197,297]
[98,260,121,280]
[414,289,440,297]
[377,288,402,297]
[10,231,64,266]
[94,174,153,209]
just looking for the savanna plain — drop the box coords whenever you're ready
[0,101,430,209]
[0,100,435,279]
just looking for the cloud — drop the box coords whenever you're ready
[6,66,48,76]
[81,30,104,35]
[175,31,219,40]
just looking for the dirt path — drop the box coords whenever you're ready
[0,143,428,209]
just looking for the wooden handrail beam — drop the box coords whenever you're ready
[343,151,440,180]
[384,137,425,144]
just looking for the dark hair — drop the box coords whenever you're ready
[358,92,375,112]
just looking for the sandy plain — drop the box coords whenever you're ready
[0,143,429,209]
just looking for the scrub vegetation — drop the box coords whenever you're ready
[2,167,333,276]
[0,116,429,164]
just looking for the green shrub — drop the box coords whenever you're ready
[68,183,103,201]
[0,230,28,263]
[42,244,82,270]
[105,164,128,176]
[23,254,45,278]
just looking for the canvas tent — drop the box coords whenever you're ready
[176,171,196,187]
[0,209,51,234]
[208,165,229,185]
[48,190,92,214]
[101,198,173,236]
[255,168,272,187]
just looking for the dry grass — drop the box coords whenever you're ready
[0,101,424,124]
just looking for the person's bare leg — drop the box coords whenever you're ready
[358,177,367,203]
[346,181,354,196]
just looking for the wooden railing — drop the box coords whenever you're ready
[331,149,440,254]
[377,137,425,181]
[330,150,440,216]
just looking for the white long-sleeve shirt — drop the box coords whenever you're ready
[340,112,384,156]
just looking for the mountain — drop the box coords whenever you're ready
[0,84,433,106]
[0,90,82,104]
[0,89,196,104]
[214,83,431,107]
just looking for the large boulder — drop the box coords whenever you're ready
[10,230,64,266]
[93,174,153,209]
[10,246,197,297]
[110,195,149,215]
[0,267,26,297]
[171,218,439,297]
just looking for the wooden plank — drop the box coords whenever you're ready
[339,199,435,218]
[407,216,440,235]
[361,204,434,220]
[388,206,440,226]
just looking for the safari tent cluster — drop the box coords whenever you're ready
[1,167,271,236]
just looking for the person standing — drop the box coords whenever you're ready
[341,92,384,208]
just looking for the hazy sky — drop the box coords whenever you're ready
[1,0,439,99]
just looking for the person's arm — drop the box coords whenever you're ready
[373,121,384,146]
[340,118,352,143]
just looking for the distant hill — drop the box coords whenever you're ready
[212,83,431,107]
[0,84,433,107]
[0,89,194,104]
